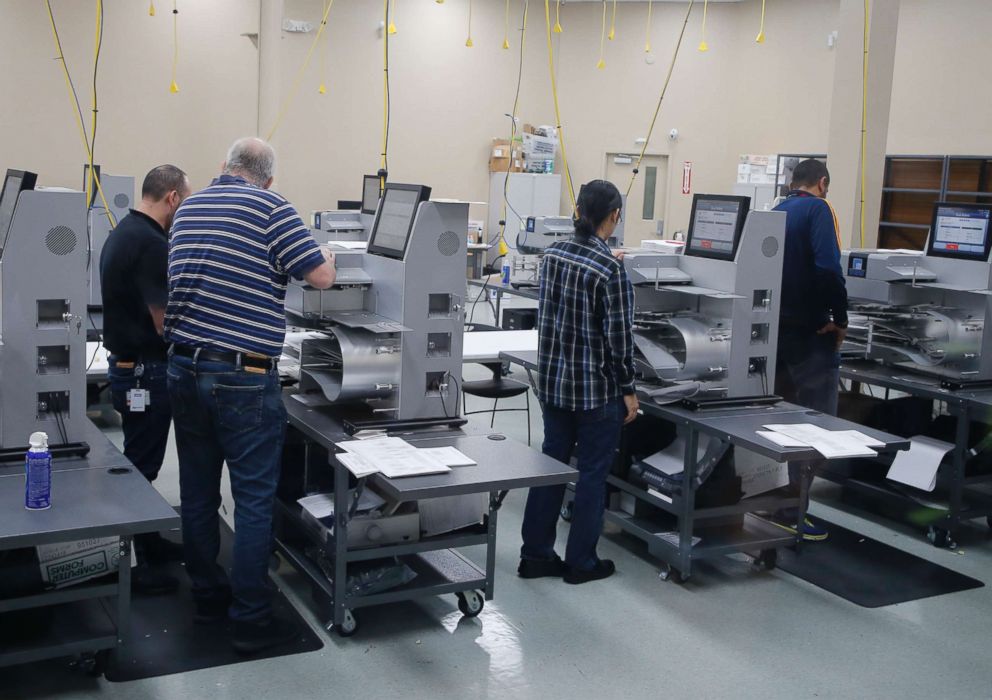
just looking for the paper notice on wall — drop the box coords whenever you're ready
[737,164,751,184]
[886,435,953,492]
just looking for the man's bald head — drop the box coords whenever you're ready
[223,137,276,188]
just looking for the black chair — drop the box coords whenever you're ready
[462,324,532,445]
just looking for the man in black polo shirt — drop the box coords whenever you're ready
[101,164,190,592]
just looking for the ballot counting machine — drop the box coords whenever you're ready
[286,182,468,426]
[0,169,89,455]
[310,174,381,244]
[85,169,133,338]
[624,195,786,404]
[842,203,992,389]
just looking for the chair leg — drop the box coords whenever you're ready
[525,391,532,446]
[462,387,467,416]
[490,399,498,428]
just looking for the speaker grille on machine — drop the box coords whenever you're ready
[46,226,78,256]
[437,230,461,257]
[761,236,779,258]
[114,193,130,209]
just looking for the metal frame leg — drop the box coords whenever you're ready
[795,462,812,553]
[490,399,498,428]
[332,457,349,630]
[677,430,699,578]
[485,490,499,601]
[113,535,132,669]
[948,405,969,537]
[525,392,531,446]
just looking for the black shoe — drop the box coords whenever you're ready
[194,590,232,625]
[135,532,184,565]
[231,617,299,655]
[563,559,616,585]
[131,565,180,595]
[517,555,567,579]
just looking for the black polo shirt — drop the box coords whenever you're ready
[99,209,169,360]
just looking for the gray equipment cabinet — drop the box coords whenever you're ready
[0,421,179,674]
[275,398,575,637]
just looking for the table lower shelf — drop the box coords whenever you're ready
[0,599,117,668]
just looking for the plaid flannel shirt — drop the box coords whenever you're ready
[536,235,636,411]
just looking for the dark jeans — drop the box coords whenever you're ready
[167,353,286,623]
[108,358,172,483]
[521,397,625,571]
[775,329,841,492]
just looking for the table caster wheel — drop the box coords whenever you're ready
[336,609,358,637]
[71,650,109,678]
[659,565,687,584]
[753,549,778,571]
[457,590,484,618]
[560,501,574,522]
[927,525,957,550]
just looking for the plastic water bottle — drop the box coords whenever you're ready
[501,260,511,285]
[25,431,52,510]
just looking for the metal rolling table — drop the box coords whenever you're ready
[467,278,539,322]
[0,420,180,674]
[277,396,575,637]
[499,351,909,583]
[836,359,992,548]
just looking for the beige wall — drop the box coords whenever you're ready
[1,0,991,235]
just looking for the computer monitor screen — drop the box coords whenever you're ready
[926,202,992,261]
[685,194,750,261]
[367,184,431,259]
[361,175,382,215]
[0,169,37,254]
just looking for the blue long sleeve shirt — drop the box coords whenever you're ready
[773,190,849,332]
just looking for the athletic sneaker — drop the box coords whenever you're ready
[769,512,829,542]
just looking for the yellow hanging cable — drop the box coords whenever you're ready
[608,0,617,41]
[543,0,575,210]
[503,0,510,49]
[755,0,766,43]
[497,0,529,257]
[596,1,606,69]
[266,0,336,140]
[859,0,870,247]
[148,0,155,17]
[86,0,116,227]
[626,0,694,200]
[318,0,330,93]
[388,0,397,34]
[644,0,653,53]
[170,0,180,92]
[553,0,562,34]
[698,0,709,52]
[465,0,474,47]
[380,0,389,173]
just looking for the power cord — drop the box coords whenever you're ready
[468,254,505,325]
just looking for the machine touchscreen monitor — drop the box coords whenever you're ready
[0,169,37,254]
[685,194,749,261]
[926,202,992,262]
[366,183,431,260]
[361,174,382,215]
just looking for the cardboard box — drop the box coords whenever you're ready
[522,132,557,159]
[37,537,135,589]
[491,138,524,161]
[418,493,487,537]
[489,156,524,173]
[735,449,790,498]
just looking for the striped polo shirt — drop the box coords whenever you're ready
[164,174,325,358]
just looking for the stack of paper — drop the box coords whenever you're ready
[298,490,385,520]
[419,446,477,467]
[761,423,881,459]
[886,435,953,491]
[335,437,452,478]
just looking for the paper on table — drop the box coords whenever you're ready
[886,435,953,492]
[337,437,452,478]
[763,423,878,459]
[833,430,886,448]
[298,491,385,519]
[419,446,477,467]
[756,430,810,449]
[335,452,381,478]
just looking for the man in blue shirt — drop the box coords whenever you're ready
[519,180,638,585]
[166,138,336,653]
[771,159,848,541]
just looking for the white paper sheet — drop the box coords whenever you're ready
[419,447,477,467]
[886,435,953,491]
[833,430,886,448]
[762,423,878,459]
[337,437,452,478]
[334,452,381,478]
[298,490,385,519]
[756,430,810,448]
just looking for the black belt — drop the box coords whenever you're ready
[170,344,277,371]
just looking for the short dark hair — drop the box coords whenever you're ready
[141,164,188,201]
[790,159,830,189]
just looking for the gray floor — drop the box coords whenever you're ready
[7,348,992,698]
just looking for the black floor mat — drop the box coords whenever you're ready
[777,518,984,608]
[106,522,322,682]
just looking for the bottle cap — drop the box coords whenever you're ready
[29,432,49,449]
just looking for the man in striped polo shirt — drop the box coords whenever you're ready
[165,137,335,654]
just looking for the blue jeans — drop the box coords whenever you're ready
[775,329,841,490]
[109,358,172,483]
[521,397,625,571]
[167,353,287,622]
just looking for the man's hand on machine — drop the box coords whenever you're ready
[817,321,848,351]
[623,393,639,424]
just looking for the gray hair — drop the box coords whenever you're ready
[223,137,275,187]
